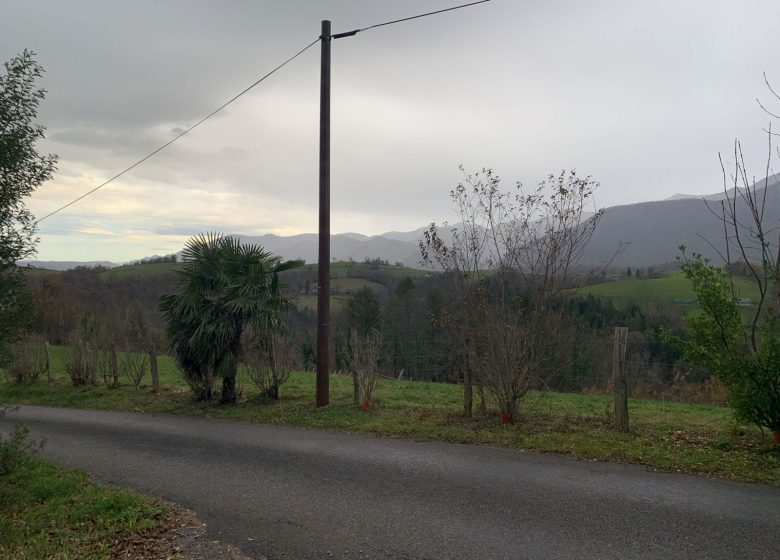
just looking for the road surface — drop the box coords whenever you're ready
[6,405,780,559]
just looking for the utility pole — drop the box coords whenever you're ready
[316,20,331,407]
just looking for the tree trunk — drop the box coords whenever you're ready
[221,334,242,404]
[221,371,237,404]
[353,373,360,405]
[149,350,159,393]
[268,335,281,401]
[463,365,473,418]
[462,333,473,418]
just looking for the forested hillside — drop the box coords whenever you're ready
[20,257,716,400]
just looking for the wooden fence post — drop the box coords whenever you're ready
[45,341,53,385]
[150,350,159,393]
[613,326,629,432]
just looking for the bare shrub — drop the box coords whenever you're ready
[470,305,560,423]
[346,329,383,410]
[64,338,98,386]
[242,333,294,400]
[121,351,148,390]
[631,370,730,405]
[5,335,47,384]
[96,349,119,389]
[421,167,614,421]
[176,361,215,401]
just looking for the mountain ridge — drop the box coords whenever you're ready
[24,174,780,271]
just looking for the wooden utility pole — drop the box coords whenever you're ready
[613,326,629,432]
[316,20,331,408]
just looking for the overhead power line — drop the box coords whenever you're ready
[332,0,492,39]
[36,37,320,224]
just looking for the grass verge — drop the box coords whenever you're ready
[0,458,177,559]
[2,347,779,487]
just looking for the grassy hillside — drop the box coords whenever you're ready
[19,267,60,278]
[99,262,182,280]
[301,260,431,279]
[2,346,778,486]
[291,261,428,309]
[580,271,761,303]
[294,294,351,312]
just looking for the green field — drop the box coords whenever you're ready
[2,346,778,486]
[19,267,60,278]
[294,294,351,312]
[580,271,762,303]
[99,262,182,280]
[301,260,430,279]
[0,458,176,558]
[328,277,387,295]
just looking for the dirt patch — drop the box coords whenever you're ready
[113,505,261,560]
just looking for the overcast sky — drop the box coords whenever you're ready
[3,0,779,262]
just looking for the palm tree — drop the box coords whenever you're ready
[160,233,299,404]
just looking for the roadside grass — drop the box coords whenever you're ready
[2,348,778,486]
[0,458,176,559]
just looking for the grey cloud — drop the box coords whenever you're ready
[4,0,780,261]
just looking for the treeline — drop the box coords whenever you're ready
[24,267,172,349]
[18,262,710,402]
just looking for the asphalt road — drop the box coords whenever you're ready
[6,405,780,560]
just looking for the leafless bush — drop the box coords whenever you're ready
[96,349,119,388]
[176,360,216,401]
[64,338,98,386]
[421,167,614,419]
[121,351,148,390]
[347,329,383,410]
[470,305,558,423]
[242,334,294,400]
[5,335,47,384]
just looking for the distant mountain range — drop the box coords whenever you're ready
[18,260,119,271]
[22,174,780,271]
[581,174,780,268]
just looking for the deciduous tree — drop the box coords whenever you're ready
[421,167,608,421]
[0,50,57,365]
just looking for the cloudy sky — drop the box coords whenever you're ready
[3,0,779,262]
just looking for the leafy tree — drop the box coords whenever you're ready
[0,50,57,365]
[346,286,381,336]
[383,277,421,374]
[676,250,779,433]
[160,234,299,404]
[675,96,780,434]
[343,286,382,404]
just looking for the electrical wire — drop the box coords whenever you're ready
[38,2,494,223]
[36,37,320,224]
[332,0,492,39]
